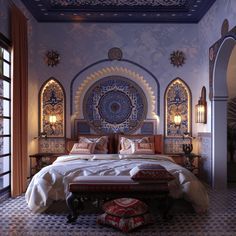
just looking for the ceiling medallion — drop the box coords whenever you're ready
[44,50,60,67]
[108,47,123,60]
[170,50,186,67]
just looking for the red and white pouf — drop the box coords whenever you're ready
[97,198,154,232]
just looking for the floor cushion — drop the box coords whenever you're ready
[102,198,148,217]
[97,212,154,233]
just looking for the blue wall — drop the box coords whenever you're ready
[1,0,236,141]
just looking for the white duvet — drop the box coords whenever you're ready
[25,154,209,214]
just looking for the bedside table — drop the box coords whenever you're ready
[29,152,65,178]
[169,154,185,166]
[170,154,201,176]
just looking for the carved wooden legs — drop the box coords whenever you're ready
[66,192,84,223]
[161,196,173,220]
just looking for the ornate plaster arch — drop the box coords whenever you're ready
[73,66,156,119]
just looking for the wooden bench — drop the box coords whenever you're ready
[66,176,172,223]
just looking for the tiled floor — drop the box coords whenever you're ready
[0,185,236,236]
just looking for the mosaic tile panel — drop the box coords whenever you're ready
[83,76,147,134]
[40,78,65,138]
[39,138,65,153]
[140,120,155,135]
[165,78,191,137]
[164,137,191,154]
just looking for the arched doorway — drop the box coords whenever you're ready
[211,36,236,189]
[226,45,236,181]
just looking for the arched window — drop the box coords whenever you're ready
[39,78,65,138]
[164,78,191,137]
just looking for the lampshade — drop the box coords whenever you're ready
[49,115,57,124]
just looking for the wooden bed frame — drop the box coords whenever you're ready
[65,134,172,223]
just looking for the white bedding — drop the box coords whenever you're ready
[25,154,209,214]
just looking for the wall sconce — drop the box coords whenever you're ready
[49,115,57,124]
[196,86,207,124]
[49,114,57,134]
[174,107,182,127]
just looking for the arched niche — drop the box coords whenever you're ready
[164,77,192,138]
[39,77,66,138]
[209,31,236,189]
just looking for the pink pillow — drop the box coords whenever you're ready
[131,142,155,154]
[79,136,108,154]
[102,198,148,217]
[97,212,154,233]
[69,142,96,154]
[130,164,175,182]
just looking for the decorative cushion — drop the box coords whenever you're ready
[79,136,108,154]
[102,198,148,217]
[131,142,155,155]
[97,212,154,233]
[130,164,175,182]
[69,142,96,154]
[119,137,151,154]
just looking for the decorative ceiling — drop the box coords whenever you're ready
[21,0,216,23]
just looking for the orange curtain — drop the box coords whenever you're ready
[11,5,28,196]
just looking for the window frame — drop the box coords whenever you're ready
[0,32,11,195]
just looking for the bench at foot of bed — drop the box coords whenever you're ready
[66,176,172,223]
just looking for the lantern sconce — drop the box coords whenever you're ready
[174,106,182,127]
[196,86,207,124]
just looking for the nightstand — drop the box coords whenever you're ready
[170,153,201,176]
[29,152,65,178]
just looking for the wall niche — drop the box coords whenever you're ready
[164,77,192,153]
[39,77,66,138]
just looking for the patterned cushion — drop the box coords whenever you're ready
[97,212,154,233]
[69,142,96,154]
[130,164,175,182]
[79,136,108,154]
[102,198,148,217]
[119,137,150,154]
[131,142,155,154]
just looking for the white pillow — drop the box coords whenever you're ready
[119,137,150,154]
[79,136,108,154]
[69,142,96,154]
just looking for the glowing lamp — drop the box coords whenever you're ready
[49,115,57,124]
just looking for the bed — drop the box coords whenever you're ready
[25,134,209,214]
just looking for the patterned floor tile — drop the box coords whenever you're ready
[0,186,236,236]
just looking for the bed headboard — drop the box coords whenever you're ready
[66,134,163,154]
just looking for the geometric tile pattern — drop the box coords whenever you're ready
[39,137,65,153]
[1,185,236,236]
[165,78,191,138]
[83,76,147,134]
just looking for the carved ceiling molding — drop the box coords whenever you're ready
[21,0,216,23]
[50,0,186,7]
